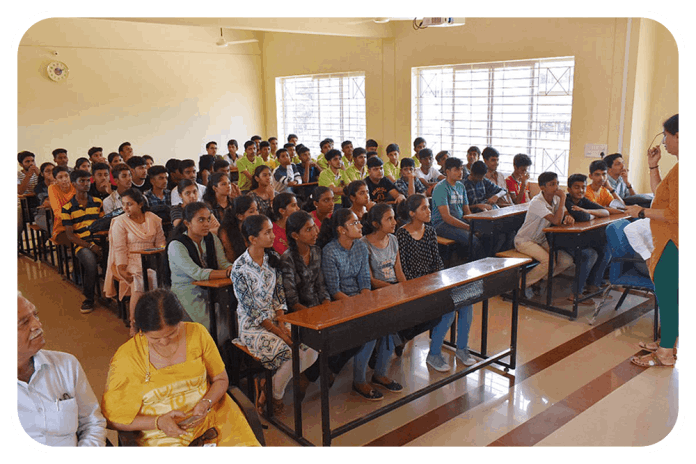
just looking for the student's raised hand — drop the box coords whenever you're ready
[648,145,662,167]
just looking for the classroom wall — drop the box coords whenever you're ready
[18,18,265,167]
[261,18,678,189]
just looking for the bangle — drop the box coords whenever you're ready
[200,398,213,409]
[649,165,659,170]
[154,415,162,430]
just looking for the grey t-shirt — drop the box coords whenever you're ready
[361,234,399,284]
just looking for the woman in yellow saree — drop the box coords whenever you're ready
[101,289,260,446]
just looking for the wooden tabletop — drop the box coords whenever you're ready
[192,277,233,288]
[464,203,529,221]
[278,257,531,331]
[543,213,629,234]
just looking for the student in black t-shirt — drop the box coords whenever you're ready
[363,156,406,204]
[88,162,112,201]
[126,156,152,193]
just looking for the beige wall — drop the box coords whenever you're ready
[18,18,678,192]
[18,18,265,167]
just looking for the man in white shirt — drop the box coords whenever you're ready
[514,171,574,296]
[170,159,206,205]
[415,148,445,195]
[102,163,132,214]
[17,292,106,446]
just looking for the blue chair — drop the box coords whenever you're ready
[589,219,658,341]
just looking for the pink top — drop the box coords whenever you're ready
[272,222,289,255]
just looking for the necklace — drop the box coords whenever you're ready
[144,328,182,382]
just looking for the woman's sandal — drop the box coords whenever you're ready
[630,352,676,368]
[638,341,677,359]
[371,376,404,392]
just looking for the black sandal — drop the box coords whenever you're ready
[352,383,383,401]
[371,376,404,392]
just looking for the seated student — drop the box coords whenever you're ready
[268,137,279,157]
[165,158,181,191]
[305,186,334,231]
[144,165,172,207]
[118,142,133,163]
[514,171,575,297]
[170,159,206,205]
[53,148,70,171]
[430,157,484,261]
[213,158,231,177]
[384,144,401,183]
[563,173,615,301]
[88,146,106,165]
[394,157,427,197]
[603,152,653,207]
[293,145,320,200]
[341,140,354,168]
[237,141,265,193]
[344,147,368,182]
[108,152,123,187]
[126,156,152,193]
[18,292,106,447]
[18,151,40,208]
[251,135,262,151]
[163,202,232,342]
[197,154,215,187]
[316,139,333,170]
[170,179,221,233]
[272,148,302,193]
[412,137,426,168]
[101,288,260,447]
[48,166,76,244]
[271,192,300,255]
[103,163,132,215]
[481,147,512,204]
[344,180,374,222]
[319,209,391,400]
[34,162,55,208]
[285,142,299,164]
[586,159,625,208]
[88,162,112,201]
[364,156,406,204]
[205,140,218,158]
[258,141,277,170]
[506,153,533,204]
[287,133,298,146]
[104,188,166,335]
[318,149,349,207]
[366,139,379,156]
[415,148,445,195]
[464,146,481,177]
[231,214,318,412]
[74,157,91,173]
[61,169,104,313]
[142,154,154,170]
[435,150,449,176]
[462,161,513,256]
[247,165,275,217]
[225,139,239,167]
[203,172,238,224]
[218,195,258,264]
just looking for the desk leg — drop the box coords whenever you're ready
[481,299,489,357]
[546,233,555,308]
[319,349,331,447]
[468,221,475,261]
[571,247,581,320]
[208,289,218,346]
[141,255,149,292]
[291,325,303,438]
[510,270,520,370]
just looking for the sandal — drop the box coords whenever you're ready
[638,341,677,359]
[352,383,383,401]
[630,352,676,368]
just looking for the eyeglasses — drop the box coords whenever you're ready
[346,220,361,227]
[647,131,664,154]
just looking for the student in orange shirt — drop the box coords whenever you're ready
[585,160,625,211]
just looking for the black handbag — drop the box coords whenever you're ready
[88,208,124,234]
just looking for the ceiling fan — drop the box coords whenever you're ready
[216,28,258,47]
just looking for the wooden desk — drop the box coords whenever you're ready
[192,277,233,345]
[464,203,529,258]
[277,257,530,446]
[539,213,630,319]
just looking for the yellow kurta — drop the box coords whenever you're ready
[101,322,260,446]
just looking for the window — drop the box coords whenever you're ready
[412,57,575,181]
[276,72,366,153]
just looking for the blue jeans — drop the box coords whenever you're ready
[353,336,393,383]
[76,247,99,304]
[429,304,474,356]
[565,244,611,293]
[435,222,484,261]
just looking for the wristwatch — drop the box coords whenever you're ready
[638,208,646,219]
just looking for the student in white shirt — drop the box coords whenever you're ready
[17,292,106,446]
[514,171,574,296]
[170,159,205,205]
[103,163,132,215]
[414,148,444,195]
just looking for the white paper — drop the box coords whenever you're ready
[584,143,608,158]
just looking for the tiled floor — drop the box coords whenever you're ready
[15,255,679,448]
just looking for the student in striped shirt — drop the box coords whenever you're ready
[61,169,104,314]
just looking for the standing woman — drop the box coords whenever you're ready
[104,188,166,336]
[247,165,275,217]
[271,193,300,255]
[629,114,679,367]
[231,214,318,412]
[218,196,258,264]
[164,202,233,344]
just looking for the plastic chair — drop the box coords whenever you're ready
[589,219,658,341]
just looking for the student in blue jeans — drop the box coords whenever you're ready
[431,156,484,261]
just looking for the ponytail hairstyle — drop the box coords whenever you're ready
[316,207,355,249]
[303,185,332,212]
[241,214,281,269]
[285,210,314,274]
[362,203,393,235]
[341,180,367,209]
[219,195,257,259]
[272,192,297,223]
[202,171,229,207]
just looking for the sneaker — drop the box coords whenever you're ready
[426,352,450,372]
[455,348,476,366]
[80,301,94,314]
